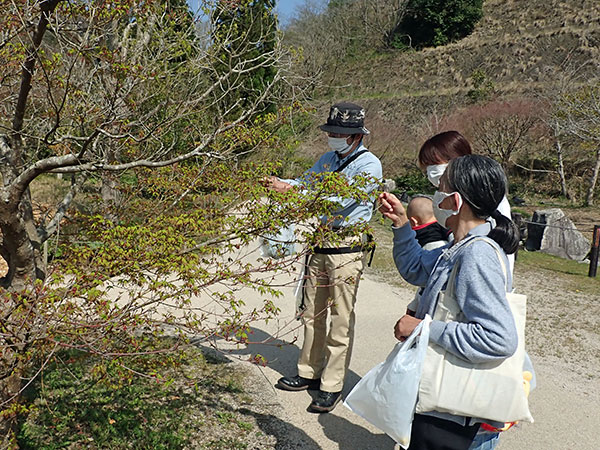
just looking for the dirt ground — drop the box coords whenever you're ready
[2,204,599,449]
[232,220,600,450]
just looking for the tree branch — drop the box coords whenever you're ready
[9,153,81,205]
[11,0,62,149]
[38,174,86,242]
[513,162,555,174]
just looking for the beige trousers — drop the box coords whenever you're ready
[297,249,366,392]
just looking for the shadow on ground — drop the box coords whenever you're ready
[228,327,363,391]
[318,413,394,449]
[208,327,392,449]
[240,408,322,450]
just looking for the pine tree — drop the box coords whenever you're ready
[211,0,278,119]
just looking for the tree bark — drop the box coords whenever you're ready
[0,202,44,290]
[554,136,570,199]
[101,145,120,222]
[11,0,62,155]
[1,357,23,448]
[586,147,600,206]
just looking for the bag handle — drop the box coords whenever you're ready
[400,314,432,350]
[461,236,510,291]
[435,236,509,317]
[447,236,510,293]
[385,315,431,363]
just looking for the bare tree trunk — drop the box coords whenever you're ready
[586,147,600,206]
[0,208,44,290]
[1,356,23,448]
[0,204,38,447]
[101,146,120,222]
[554,137,570,199]
[0,202,40,447]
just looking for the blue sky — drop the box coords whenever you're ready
[186,0,308,26]
[275,0,306,24]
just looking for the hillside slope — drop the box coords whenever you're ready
[289,0,600,178]
[344,0,600,101]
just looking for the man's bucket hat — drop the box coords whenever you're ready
[319,102,370,135]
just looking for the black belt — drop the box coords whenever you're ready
[313,245,364,255]
[313,233,376,266]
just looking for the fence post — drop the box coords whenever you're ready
[589,225,600,278]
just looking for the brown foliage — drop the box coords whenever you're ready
[432,99,544,170]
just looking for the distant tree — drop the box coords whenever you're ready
[469,100,539,172]
[429,100,539,172]
[466,69,495,103]
[545,97,573,200]
[545,115,572,199]
[284,0,409,87]
[211,0,279,118]
[395,0,484,48]
[553,83,600,206]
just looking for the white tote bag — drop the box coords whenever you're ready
[416,237,534,424]
[344,315,432,449]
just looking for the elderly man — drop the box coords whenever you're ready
[266,102,382,413]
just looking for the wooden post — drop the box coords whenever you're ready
[589,225,600,278]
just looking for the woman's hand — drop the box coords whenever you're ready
[394,314,422,341]
[378,192,408,227]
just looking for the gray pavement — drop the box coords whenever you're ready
[231,257,598,449]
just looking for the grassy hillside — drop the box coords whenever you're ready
[344,0,600,100]
[289,0,600,181]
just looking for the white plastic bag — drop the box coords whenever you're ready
[260,225,296,259]
[344,315,431,449]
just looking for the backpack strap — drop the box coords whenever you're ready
[330,149,377,265]
[334,149,369,173]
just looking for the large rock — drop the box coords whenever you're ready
[382,178,396,192]
[525,208,590,261]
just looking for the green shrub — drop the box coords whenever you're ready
[18,351,193,449]
[394,0,484,48]
[394,169,435,197]
[16,346,271,449]
[466,69,495,103]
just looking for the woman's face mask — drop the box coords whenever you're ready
[426,164,448,187]
[328,136,353,155]
[432,190,463,228]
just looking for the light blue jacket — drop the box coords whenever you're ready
[283,144,382,228]
[393,221,519,427]
[393,221,517,363]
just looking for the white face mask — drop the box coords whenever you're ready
[426,164,448,187]
[432,190,463,228]
[328,136,353,155]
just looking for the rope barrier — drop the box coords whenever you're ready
[519,219,597,233]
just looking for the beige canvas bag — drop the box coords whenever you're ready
[415,237,534,424]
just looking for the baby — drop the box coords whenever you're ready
[406,195,449,250]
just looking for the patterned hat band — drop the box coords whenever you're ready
[319,101,370,135]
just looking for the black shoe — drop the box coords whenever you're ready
[307,390,342,413]
[276,375,320,391]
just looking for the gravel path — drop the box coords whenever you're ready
[234,259,600,450]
